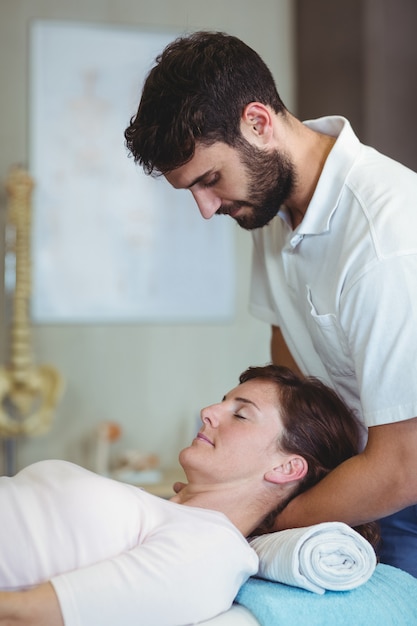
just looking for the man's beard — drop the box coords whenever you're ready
[216,140,295,230]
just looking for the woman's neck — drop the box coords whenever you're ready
[170,480,285,537]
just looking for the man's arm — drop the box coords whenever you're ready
[0,583,63,626]
[273,417,417,531]
[271,325,303,376]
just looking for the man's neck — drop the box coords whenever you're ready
[285,121,336,228]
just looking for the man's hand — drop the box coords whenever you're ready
[0,583,64,626]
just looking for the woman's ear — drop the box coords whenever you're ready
[240,102,273,146]
[264,456,308,485]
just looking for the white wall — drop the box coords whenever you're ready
[0,0,295,472]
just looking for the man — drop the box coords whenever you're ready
[124,31,417,576]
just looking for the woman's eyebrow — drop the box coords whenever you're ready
[235,397,261,411]
[224,395,261,412]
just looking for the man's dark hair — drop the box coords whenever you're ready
[124,31,287,175]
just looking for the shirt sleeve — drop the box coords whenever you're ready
[51,515,258,626]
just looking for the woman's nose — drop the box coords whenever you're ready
[191,189,221,220]
[200,404,220,427]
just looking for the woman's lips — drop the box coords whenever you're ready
[196,432,214,446]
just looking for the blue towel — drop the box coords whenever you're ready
[235,564,417,625]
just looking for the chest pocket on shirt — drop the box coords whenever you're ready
[306,287,354,377]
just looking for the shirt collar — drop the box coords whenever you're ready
[290,116,362,241]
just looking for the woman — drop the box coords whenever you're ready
[0,365,375,626]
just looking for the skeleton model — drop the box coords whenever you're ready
[0,166,63,437]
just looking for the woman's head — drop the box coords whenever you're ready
[124,31,287,176]
[179,364,378,545]
[179,373,307,489]
[180,364,362,494]
[239,364,364,496]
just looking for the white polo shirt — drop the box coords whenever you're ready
[250,116,417,428]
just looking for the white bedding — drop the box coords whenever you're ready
[198,604,260,625]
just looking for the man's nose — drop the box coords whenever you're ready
[191,189,221,220]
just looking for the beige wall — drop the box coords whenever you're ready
[0,0,295,472]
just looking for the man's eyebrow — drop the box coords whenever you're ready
[223,394,261,412]
[186,169,214,189]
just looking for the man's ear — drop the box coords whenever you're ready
[264,456,308,485]
[240,102,273,146]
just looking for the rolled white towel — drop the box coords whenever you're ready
[249,521,377,594]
